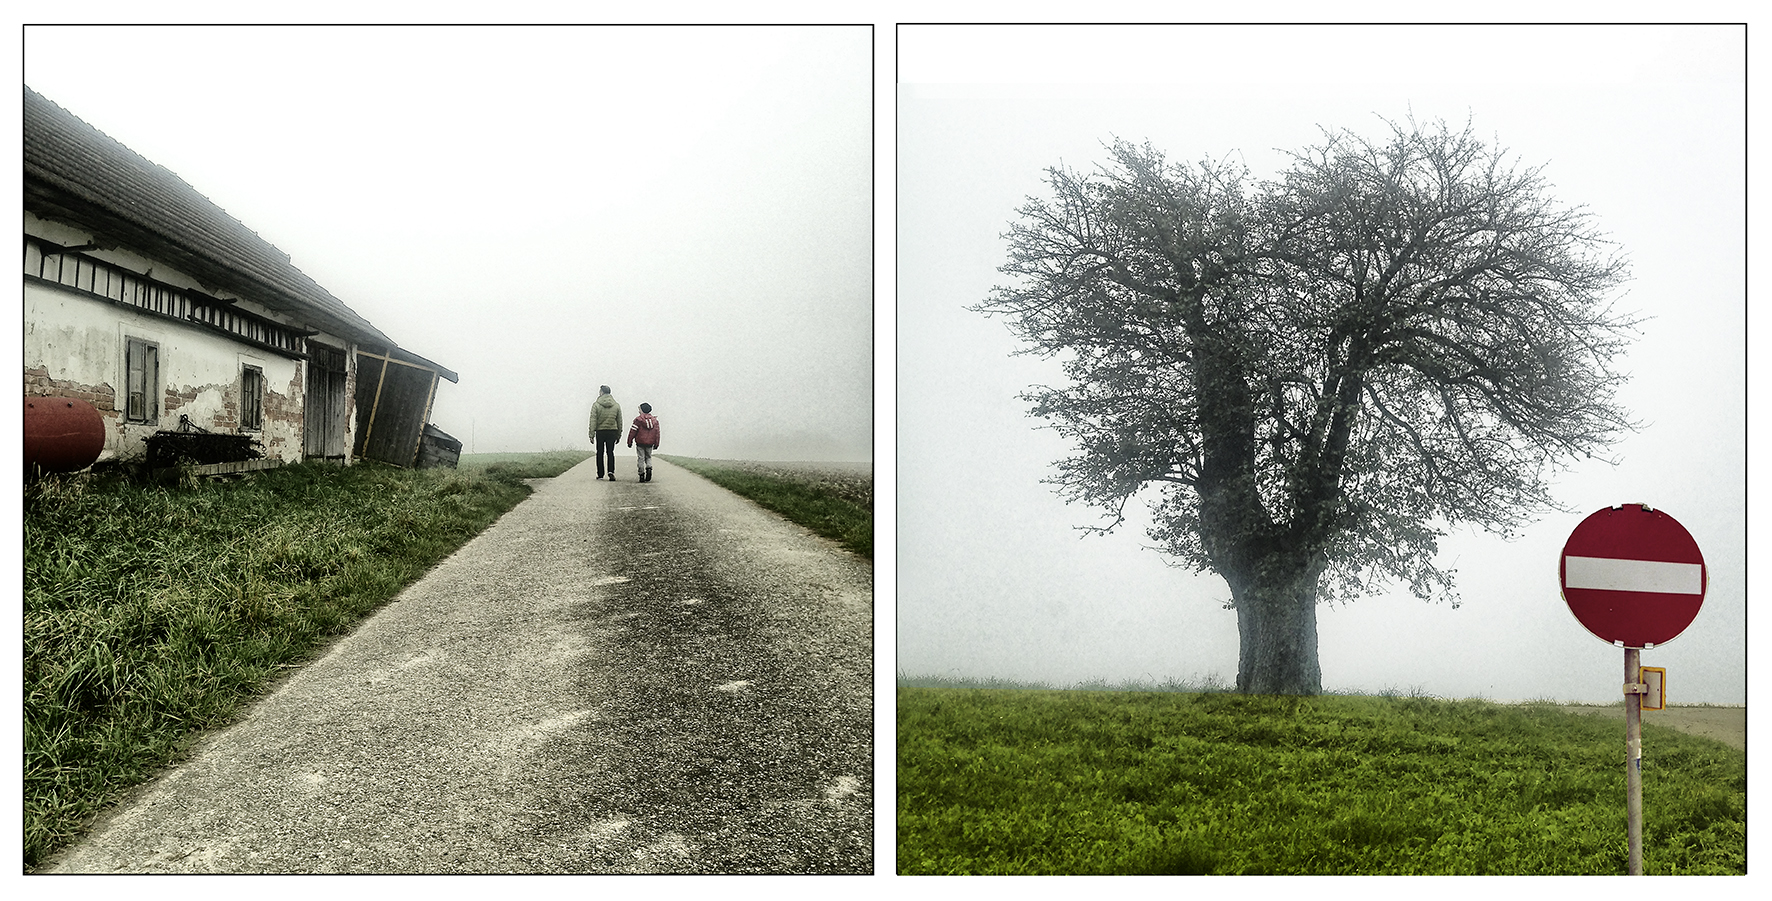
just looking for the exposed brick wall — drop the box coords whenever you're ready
[162,384,219,428]
[29,355,334,465]
[262,371,304,457]
[25,366,118,420]
[26,366,127,459]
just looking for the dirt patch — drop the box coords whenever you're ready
[1552,705,1744,750]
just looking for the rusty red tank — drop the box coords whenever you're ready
[24,396,106,473]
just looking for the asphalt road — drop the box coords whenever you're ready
[45,457,874,874]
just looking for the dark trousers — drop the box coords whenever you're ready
[595,430,620,477]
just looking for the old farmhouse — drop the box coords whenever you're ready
[23,86,457,471]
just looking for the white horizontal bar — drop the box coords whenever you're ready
[1565,556,1703,594]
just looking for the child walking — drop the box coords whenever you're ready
[626,403,660,482]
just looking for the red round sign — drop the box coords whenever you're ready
[1559,504,1706,648]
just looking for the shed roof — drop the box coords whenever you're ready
[23,86,394,347]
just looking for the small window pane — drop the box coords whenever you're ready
[242,366,264,430]
[125,337,158,424]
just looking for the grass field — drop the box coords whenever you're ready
[660,455,872,559]
[22,453,588,868]
[898,683,1746,875]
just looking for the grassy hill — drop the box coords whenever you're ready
[898,684,1745,874]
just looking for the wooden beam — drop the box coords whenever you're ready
[361,355,390,455]
[409,373,441,466]
[188,459,284,475]
[356,349,454,378]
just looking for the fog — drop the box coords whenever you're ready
[23,25,874,462]
[898,24,1747,704]
[10,22,1754,707]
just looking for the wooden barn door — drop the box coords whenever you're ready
[304,344,349,461]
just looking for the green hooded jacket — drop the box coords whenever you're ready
[589,394,624,434]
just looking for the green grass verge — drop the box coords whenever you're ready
[22,454,586,869]
[457,449,593,480]
[658,455,872,559]
[898,686,1746,875]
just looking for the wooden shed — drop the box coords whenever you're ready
[354,346,459,467]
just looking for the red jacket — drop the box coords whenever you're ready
[626,413,660,448]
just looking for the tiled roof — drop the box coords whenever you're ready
[23,86,394,348]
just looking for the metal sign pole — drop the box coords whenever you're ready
[1625,647,1643,876]
[1561,505,1704,877]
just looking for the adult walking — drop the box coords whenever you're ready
[588,386,623,480]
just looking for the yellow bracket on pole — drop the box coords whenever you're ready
[1639,667,1666,711]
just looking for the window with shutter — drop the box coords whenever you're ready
[241,365,264,430]
[125,337,159,424]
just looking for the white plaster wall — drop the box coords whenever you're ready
[23,212,369,466]
[24,281,306,463]
[21,281,118,388]
[24,214,310,463]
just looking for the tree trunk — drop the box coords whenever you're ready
[1231,559,1324,695]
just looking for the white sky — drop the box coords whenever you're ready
[8,17,1758,703]
[22,24,874,461]
[898,23,1749,704]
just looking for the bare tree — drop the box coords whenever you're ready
[976,118,1636,694]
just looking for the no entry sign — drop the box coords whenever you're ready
[1559,505,1706,648]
